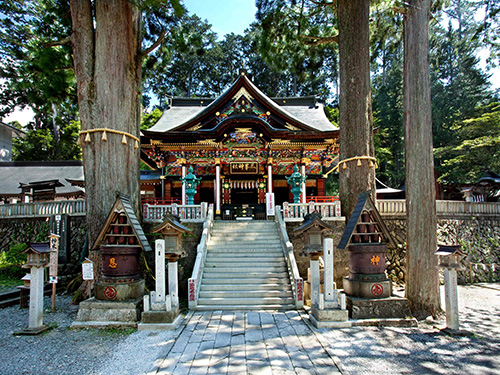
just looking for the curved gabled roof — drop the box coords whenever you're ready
[144,73,338,135]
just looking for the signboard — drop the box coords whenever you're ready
[48,234,60,277]
[50,214,70,263]
[230,162,258,174]
[82,258,94,280]
[49,276,58,284]
[266,193,275,216]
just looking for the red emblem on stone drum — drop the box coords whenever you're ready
[104,286,117,300]
[371,283,383,297]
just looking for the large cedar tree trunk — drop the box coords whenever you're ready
[338,0,376,220]
[403,0,441,317]
[70,0,142,278]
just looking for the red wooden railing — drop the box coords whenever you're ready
[140,197,181,205]
[306,196,339,203]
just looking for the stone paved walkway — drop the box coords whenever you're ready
[147,310,343,375]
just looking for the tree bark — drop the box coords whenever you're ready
[403,0,441,317]
[338,0,376,220]
[70,0,142,258]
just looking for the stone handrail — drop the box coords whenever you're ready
[188,204,214,309]
[275,205,304,309]
[376,199,500,216]
[0,199,86,218]
[143,202,208,223]
[282,201,342,222]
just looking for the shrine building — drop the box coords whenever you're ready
[140,70,339,218]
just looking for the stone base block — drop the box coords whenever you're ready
[346,295,412,320]
[311,305,349,321]
[351,317,418,327]
[14,325,53,336]
[310,315,352,328]
[344,277,392,299]
[73,297,142,328]
[141,309,180,324]
[95,279,145,302]
[310,305,351,328]
[138,315,182,331]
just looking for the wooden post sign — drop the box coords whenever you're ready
[48,233,60,311]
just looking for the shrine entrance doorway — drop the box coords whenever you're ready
[231,187,258,205]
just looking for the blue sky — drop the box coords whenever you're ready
[182,0,258,38]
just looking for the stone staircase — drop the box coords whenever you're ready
[196,220,295,310]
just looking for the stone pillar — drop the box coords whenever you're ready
[215,160,221,215]
[181,164,187,205]
[444,268,459,330]
[167,256,179,310]
[310,252,322,308]
[155,240,166,303]
[301,163,307,203]
[267,159,273,193]
[28,266,45,330]
[323,238,338,308]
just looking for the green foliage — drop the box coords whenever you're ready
[435,102,500,184]
[256,0,338,100]
[13,120,81,161]
[3,243,28,266]
[141,108,163,131]
[323,106,338,126]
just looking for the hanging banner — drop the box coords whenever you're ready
[266,193,275,216]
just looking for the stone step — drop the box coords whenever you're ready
[203,266,288,274]
[210,236,280,243]
[205,256,286,263]
[200,283,293,291]
[197,297,295,306]
[194,304,296,311]
[207,244,283,251]
[201,271,290,279]
[204,264,287,272]
[199,290,293,299]
[202,277,290,285]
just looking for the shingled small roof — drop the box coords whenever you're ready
[92,194,152,252]
[338,191,396,250]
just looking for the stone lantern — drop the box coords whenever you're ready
[140,214,190,330]
[19,243,53,334]
[286,164,306,203]
[294,212,349,327]
[181,166,201,205]
[435,244,466,331]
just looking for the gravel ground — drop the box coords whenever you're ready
[0,284,499,375]
[321,283,500,375]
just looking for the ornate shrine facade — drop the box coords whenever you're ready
[140,71,339,216]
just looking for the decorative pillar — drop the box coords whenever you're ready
[180,159,187,205]
[215,158,221,215]
[301,158,308,203]
[267,158,273,193]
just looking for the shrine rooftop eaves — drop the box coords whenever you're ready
[142,72,338,139]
